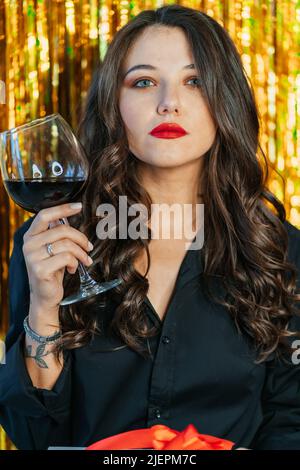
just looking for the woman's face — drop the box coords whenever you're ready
[119,25,217,169]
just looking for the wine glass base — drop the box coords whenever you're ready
[59,278,122,306]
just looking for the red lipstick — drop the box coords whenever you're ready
[149,122,188,139]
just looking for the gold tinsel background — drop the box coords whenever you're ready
[0,0,299,450]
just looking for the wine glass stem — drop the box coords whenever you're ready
[58,217,96,288]
[77,262,96,287]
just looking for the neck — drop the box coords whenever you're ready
[136,159,203,206]
[136,159,204,239]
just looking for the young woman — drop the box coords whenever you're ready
[1,4,300,450]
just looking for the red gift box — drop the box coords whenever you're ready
[86,424,234,450]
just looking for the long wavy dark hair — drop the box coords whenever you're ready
[54,4,300,365]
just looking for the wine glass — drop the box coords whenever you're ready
[0,113,122,306]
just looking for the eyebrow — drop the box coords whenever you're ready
[123,63,196,79]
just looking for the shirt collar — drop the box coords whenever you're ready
[144,236,204,323]
[175,239,204,288]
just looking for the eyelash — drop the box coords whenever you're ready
[132,77,200,89]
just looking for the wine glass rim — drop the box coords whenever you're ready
[0,113,64,135]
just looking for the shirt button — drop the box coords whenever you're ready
[154,408,161,419]
[162,335,170,344]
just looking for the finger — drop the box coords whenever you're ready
[48,220,60,229]
[37,239,93,267]
[25,224,93,255]
[32,253,79,279]
[25,203,83,238]
[49,218,69,229]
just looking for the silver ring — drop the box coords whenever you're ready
[46,242,55,257]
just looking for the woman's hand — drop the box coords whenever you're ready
[22,202,94,317]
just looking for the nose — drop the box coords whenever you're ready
[157,85,180,115]
[158,104,179,115]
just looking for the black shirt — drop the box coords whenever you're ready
[1,217,300,450]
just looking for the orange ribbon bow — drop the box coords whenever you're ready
[86,424,234,450]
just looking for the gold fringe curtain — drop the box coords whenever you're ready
[0,0,299,450]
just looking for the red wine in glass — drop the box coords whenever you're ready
[0,113,122,305]
[3,178,86,213]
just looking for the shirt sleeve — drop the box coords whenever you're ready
[250,221,300,450]
[0,218,73,450]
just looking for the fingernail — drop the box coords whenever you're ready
[87,256,93,265]
[88,241,94,251]
[70,202,82,209]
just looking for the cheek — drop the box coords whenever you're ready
[193,126,216,155]
[119,89,147,123]
[119,98,144,140]
[193,105,216,143]
[119,98,134,124]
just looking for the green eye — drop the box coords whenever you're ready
[132,79,154,88]
[187,77,200,87]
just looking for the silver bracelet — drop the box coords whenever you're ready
[23,315,62,344]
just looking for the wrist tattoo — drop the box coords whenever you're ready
[24,343,52,369]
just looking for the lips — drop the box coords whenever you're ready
[149,122,188,139]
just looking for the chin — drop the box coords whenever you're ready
[147,152,189,166]
[132,150,190,168]
[150,159,186,168]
